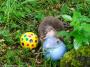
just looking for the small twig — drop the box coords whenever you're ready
[0,39,5,43]
[35,47,42,64]
[34,52,44,55]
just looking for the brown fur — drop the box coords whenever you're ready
[38,16,64,41]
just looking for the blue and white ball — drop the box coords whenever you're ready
[43,36,66,61]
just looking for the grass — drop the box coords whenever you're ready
[0,0,90,67]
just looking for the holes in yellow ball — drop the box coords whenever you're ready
[24,34,26,37]
[22,43,24,46]
[27,44,29,46]
[35,40,37,43]
[35,37,38,39]
[31,34,33,36]
[22,38,23,40]
[26,38,28,41]
[30,39,33,43]
[28,34,33,38]
[31,44,34,48]
[28,35,31,38]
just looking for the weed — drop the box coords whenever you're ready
[58,11,90,50]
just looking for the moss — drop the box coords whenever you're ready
[60,45,90,67]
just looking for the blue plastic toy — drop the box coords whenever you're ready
[43,36,66,61]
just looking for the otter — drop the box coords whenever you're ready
[38,16,64,42]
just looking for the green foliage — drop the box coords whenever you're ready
[71,11,90,49]
[0,29,14,45]
[3,49,29,66]
[0,0,36,22]
[60,4,70,15]
[59,11,90,50]
[62,14,72,21]
[60,45,90,67]
[0,0,42,45]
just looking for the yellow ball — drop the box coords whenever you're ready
[20,32,38,49]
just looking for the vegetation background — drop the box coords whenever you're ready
[0,0,90,67]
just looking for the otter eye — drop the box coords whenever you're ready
[44,32,47,34]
